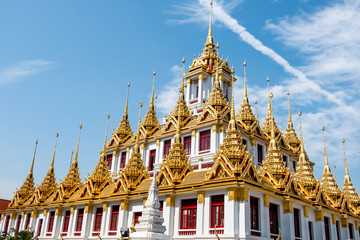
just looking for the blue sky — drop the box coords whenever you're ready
[1,0,359,199]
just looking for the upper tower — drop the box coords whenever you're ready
[184,0,234,115]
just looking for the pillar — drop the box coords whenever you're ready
[314,210,324,240]
[236,188,248,238]
[101,202,109,235]
[198,74,204,104]
[164,195,175,236]
[262,195,270,238]
[83,204,93,238]
[281,200,293,240]
[341,217,350,239]
[196,192,205,235]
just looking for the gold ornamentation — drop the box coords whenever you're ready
[43,209,48,216]
[21,211,25,218]
[227,188,248,202]
[10,212,16,219]
[341,217,349,228]
[121,200,129,211]
[355,221,359,230]
[85,204,93,213]
[303,206,309,218]
[283,201,293,214]
[143,197,147,207]
[331,214,337,225]
[198,191,205,204]
[166,195,175,207]
[141,143,146,150]
[31,210,38,218]
[212,124,218,132]
[192,130,196,138]
[156,139,160,146]
[238,188,249,202]
[56,207,63,216]
[264,195,270,207]
[315,210,324,222]
[70,206,75,215]
[103,202,108,212]
[283,91,300,153]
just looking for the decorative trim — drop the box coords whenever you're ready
[198,191,205,204]
[121,200,130,211]
[192,130,196,138]
[355,221,359,230]
[303,206,309,218]
[315,210,324,222]
[141,143,146,150]
[43,209,48,217]
[10,212,16,219]
[228,188,248,202]
[113,150,119,157]
[263,195,270,207]
[126,147,130,153]
[143,198,147,207]
[31,210,38,218]
[220,125,226,133]
[21,211,25,218]
[156,139,160,146]
[199,74,205,81]
[331,214,337,225]
[1,213,5,220]
[166,195,175,207]
[103,202,108,212]
[70,206,75,215]
[250,137,256,147]
[283,201,293,214]
[219,75,223,82]
[238,188,249,202]
[341,217,349,228]
[85,204,93,213]
[56,207,63,216]
[212,125,218,132]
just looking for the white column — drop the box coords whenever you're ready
[280,210,293,240]
[185,80,191,104]
[211,126,217,154]
[314,220,324,240]
[118,206,129,229]
[67,210,75,236]
[83,207,93,238]
[53,214,61,238]
[163,196,175,236]
[196,192,205,235]
[101,205,109,236]
[341,222,350,239]
[198,77,203,104]
[238,193,248,238]
[262,196,270,238]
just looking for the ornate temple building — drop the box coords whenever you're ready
[2,2,360,240]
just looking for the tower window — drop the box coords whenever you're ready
[183,136,191,155]
[199,130,211,152]
[106,154,113,170]
[180,199,197,229]
[4,215,10,233]
[283,155,288,167]
[110,205,119,231]
[257,144,264,165]
[93,208,103,232]
[75,209,84,232]
[336,220,341,240]
[308,221,314,240]
[242,139,248,150]
[293,208,301,238]
[149,149,156,171]
[62,210,71,233]
[211,195,224,228]
[269,204,279,237]
[134,212,142,225]
[120,152,126,169]
[163,140,171,157]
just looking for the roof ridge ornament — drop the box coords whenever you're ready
[284,91,300,152]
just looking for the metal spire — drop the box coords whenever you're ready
[342,138,349,176]
[243,61,248,99]
[322,126,329,167]
[124,82,130,119]
[51,133,59,168]
[101,114,110,159]
[73,124,82,166]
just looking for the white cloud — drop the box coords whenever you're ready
[166,0,360,184]
[0,60,55,86]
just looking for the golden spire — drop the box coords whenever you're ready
[243,61,248,100]
[262,77,281,139]
[73,124,82,166]
[134,101,143,152]
[103,113,110,156]
[29,139,38,176]
[141,72,160,136]
[111,83,133,145]
[254,100,258,119]
[51,132,59,169]
[341,138,360,203]
[320,126,341,204]
[284,91,300,151]
[206,0,214,45]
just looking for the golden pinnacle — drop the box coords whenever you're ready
[153,70,156,76]
[182,57,185,64]
[107,113,110,119]
[127,82,130,87]
[298,109,302,116]
[231,66,234,74]
[267,76,270,82]
[322,125,325,131]
[80,123,83,129]
[287,90,290,96]
[342,138,345,143]
[216,42,219,49]
[255,100,257,104]
[243,61,247,67]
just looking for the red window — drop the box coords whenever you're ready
[75,209,84,232]
[199,130,211,152]
[37,219,43,237]
[120,152,126,169]
[269,204,279,235]
[47,211,55,233]
[294,208,301,238]
[183,136,191,155]
[16,215,21,231]
[211,195,224,228]
[109,206,119,231]
[149,149,156,171]
[134,212,142,225]
[163,140,171,157]
[62,210,71,233]
[93,208,103,232]
[180,199,197,229]
[4,216,10,233]
[159,201,164,217]
[25,213,31,230]
[250,197,259,231]
[106,154,113,170]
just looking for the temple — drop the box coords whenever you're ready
[2,1,360,240]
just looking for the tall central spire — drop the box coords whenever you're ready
[342,138,360,203]
[206,0,214,45]
[73,124,82,166]
[124,82,130,119]
[284,91,300,151]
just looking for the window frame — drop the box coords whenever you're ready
[180,199,197,229]
[199,130,211,152]
[183,136,192,156]
[210,195,224,228]
[148,149,156,171]
[25,213,31,230]
[257,144,264,165]
[93,207,103,232]
[106,154,113,171]
[109,205,119,231]
[62,210,71,233]
[47,211,55,233]
[16,215,21,232]
[120,152,126,169]
[163,139,171,157]
[75,208,84,232]
[250,196,260,232]
[269,203,279,236]
[293,208,301,238]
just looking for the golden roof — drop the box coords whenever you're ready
[9,140,38,208]
[236,61,258,133]
[320,126,342,208]
[158,105,192,186]
[109,82,133,147]
[293,110,319,201]
[283,91,300,153]
[140,71,160,138]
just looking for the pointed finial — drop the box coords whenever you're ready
[29,139,38,174]
[270,92,274,111]
[150,71,156,108]
[334,164,337,181]
[214,44,220,88]
[254,100,258,119]
[73,124,82,165]
[135,101,143,151]
[51,133,59,168]
[287,91,292,123]
[138,101,143,129]
[181,58,185,94]
[124,82,130,118]
[230,70,235,121]
[155,94,158,111]
[101,114,110,158]
[298,109,305,154]
[322,126,329,166]
[70,150,74,167]
[267,77,271,110]
[342,138,349,176]
[243,61,248,98]
[208,0,213,38]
